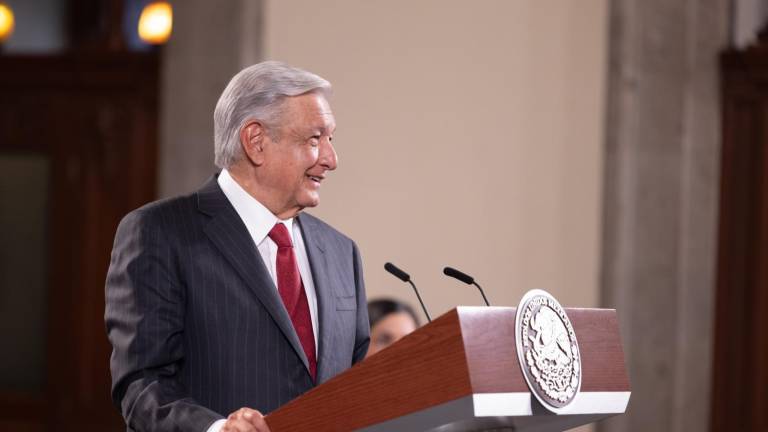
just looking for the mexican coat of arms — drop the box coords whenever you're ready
[515,289,581,413]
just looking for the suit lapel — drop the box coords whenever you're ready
[197,177,310,373]
[296,213,335,383]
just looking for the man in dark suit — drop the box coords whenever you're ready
[105,61,370,432]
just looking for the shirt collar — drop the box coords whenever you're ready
[217,169,294,245]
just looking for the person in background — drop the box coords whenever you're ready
[365,298,420,358]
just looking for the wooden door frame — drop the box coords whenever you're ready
[0,52,158,431]
[712,28,768,432]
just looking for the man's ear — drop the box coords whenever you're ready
[240,120,267,166]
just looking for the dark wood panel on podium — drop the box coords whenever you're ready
[265,306,630,431]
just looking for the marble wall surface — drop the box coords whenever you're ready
[600,0,730,431]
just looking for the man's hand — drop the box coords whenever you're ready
[221,407,271,432]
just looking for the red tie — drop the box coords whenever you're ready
[268,223,317,381]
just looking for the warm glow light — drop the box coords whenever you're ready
[0,2,15,43]
[138,2,173,45]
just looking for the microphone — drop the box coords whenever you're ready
[384,262,431,322]
[443,266,490,306]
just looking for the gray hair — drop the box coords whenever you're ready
[213,61,332,168]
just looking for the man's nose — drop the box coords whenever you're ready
[319,139,338,171]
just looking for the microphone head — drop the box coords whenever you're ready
[385,262,411,282]
[443,266,474,285]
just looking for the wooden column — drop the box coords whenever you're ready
[712,24,768,432]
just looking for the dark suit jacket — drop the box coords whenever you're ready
[105,176,370,432]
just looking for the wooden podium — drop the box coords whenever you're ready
[265,307,630,431]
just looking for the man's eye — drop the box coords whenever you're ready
[309,135,320,146]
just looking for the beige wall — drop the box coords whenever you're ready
[264,0,608,316]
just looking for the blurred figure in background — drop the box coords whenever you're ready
[365,298,420,358]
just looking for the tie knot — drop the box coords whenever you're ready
[268,223,293,248]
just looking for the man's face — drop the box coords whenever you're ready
[258,92,337,218]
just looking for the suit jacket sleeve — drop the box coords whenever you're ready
[105,209,223,432]
[351,240,370,364]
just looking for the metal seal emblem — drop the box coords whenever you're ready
[515,289,581,412]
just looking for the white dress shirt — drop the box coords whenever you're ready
[207,169,320,432]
